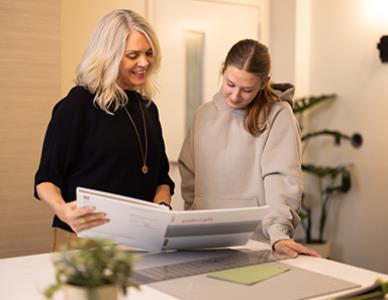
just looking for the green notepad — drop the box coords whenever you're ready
[207,262,290,285]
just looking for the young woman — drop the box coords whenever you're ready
[35,9,174,250]
[179,39,319,257]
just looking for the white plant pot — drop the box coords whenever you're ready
[63,283,121,300]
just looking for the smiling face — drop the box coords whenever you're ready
[221,65,265,109]
[116,31,154,90]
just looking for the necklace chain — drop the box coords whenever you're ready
[123,96,148,174]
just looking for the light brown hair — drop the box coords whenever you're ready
[222,39,279,136]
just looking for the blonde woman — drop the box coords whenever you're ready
[179,39,319,257]
[35,9,174,250]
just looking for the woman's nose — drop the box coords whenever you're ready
[137,55,150,67]
[230,89,240,100]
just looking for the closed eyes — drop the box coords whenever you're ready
[227,81,254,93]
[126,49,153,60]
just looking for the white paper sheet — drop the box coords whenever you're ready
[76,187,269,251]
[77,187,171,250]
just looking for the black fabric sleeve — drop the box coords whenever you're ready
[153,103,175,195]
[34,88,87,199]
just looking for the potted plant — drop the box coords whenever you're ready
[44,239,138,300]
[293,94,363,257]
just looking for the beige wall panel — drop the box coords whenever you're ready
[0,0,60,258]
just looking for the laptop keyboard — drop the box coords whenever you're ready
[132,249,276,284]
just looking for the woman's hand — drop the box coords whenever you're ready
[56,200,109,233]
[153,184,172,208]
[36,182,109,233]
[273,239,321,258]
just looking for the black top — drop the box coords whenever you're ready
[34,86,175,232]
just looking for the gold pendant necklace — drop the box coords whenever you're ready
[123,95,148,174]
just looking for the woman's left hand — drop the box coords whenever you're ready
[153,184,172,207]
[273,239,321,258]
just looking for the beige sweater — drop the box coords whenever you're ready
[178,84,302,246]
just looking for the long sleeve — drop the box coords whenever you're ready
[153,104,175,195]
[157,137,175,194]
[34,90,86,197]
[178,122,195,209]
[261,104,303,246]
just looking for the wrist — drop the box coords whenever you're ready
[55,203,70,222]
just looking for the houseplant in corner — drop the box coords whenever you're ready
[293,94,363,257]
[44,239,138,300]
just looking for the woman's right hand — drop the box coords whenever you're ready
[36,182,110,233]
[56,200,109,233]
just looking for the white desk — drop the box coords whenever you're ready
[1,240,387,300]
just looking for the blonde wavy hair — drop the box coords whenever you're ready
[75,9,161,113]
[222,39,279,136]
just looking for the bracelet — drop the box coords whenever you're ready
[158,201,172,210]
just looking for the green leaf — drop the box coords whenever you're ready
[43,238,139,299]
[293,94,336,114]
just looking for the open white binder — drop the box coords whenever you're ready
[76,187,269,251]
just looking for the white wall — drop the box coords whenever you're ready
[271,0,388,273]
[309,0,388,273]
[269,0,296,84]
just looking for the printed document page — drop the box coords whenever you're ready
[77,187,171,250]
[163,208,268,250]
[76,187,269,251]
